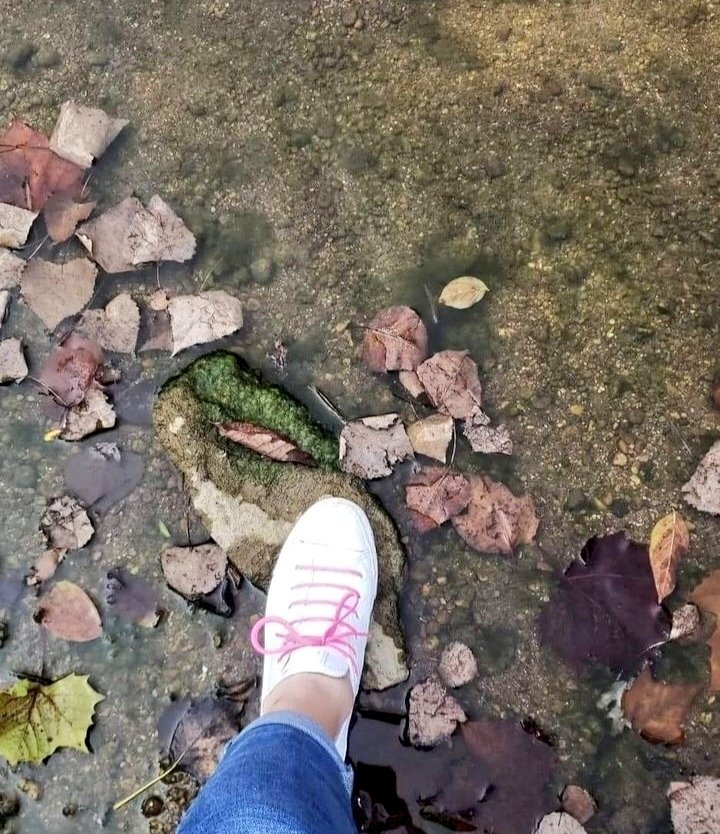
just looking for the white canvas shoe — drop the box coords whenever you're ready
[250,497,378,759]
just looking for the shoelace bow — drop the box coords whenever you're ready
[250,566,368,675]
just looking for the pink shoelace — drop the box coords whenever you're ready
[250,565,368,675]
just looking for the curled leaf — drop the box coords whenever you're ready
[217,421,314,465]
[438,276,489,309]
[649,511,689,602]
[361,306,428,373]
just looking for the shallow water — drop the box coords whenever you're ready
[1,0,720,832]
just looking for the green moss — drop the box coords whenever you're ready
[167,352,339,472]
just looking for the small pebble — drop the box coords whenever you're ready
[612,452,628,467]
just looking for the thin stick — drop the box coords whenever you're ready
[309,385,346,425]
[26,234,49,261]
[424,283,438,324]
[450,421,457,465]
[112,750,189,811]
[26,375,71,409]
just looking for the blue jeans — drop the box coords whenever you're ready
[177,711,358,834]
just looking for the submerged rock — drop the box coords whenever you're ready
[153,352,408,690]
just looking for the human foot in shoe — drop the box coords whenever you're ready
[250,497,378,759]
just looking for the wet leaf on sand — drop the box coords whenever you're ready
[168,290,243,356]
[535,812,587,834]
[339,413,413,478]
[161,682,252,783]
[0,118,84,211]
[21,257,97,330]
[36,580,102,642]
[667,776,720,834]
[361,306,429,373]
[0,338,28,383]
[689,570,720,692]
[161,544,228,599]
[43,192,95,242]
[77,293,140,354]
[38,333,104,406]
[0,248,25,289]
[49,101,128,168]
[406,678,466,747]
[218,420,315,465]
[438,641,478,688]
[0,202,38,248]
[60,386,116,441]
[76,195,196,273]
[26,548,66,586]
[416,350,483,421]
[538,532,671,674]
[105,567,161,628]
[40,495,94,550]
[406,414,454,463]
[405,467,471,532]
[649,511,689,603]
[451,475,538,555]
[621,664,703,745]
[462,419,513,455]
[64,442,144,513]
[682,440,720,515]
[438,276,489,309]
[0,674,103,766]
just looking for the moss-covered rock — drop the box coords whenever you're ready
[153,352,408,690]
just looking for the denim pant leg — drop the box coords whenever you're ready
[177,711,358,834]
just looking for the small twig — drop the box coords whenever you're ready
[450,421,457,465]
[26,234,49,261]
[80,171,93,199]
[424,283,438,324]
[26,375,71,410]
[113,750,189,811]
[668,423,694,458]
[308,385,346,425]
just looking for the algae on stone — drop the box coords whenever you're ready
[154,351,408,690]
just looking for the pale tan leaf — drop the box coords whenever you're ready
[49,101,128,168]
[438,276,489,309]
[0,202,38,248]
[0,338,27,383]
[535,813,587,834]
[21,258,97,330]
[168,290,243,355]
[43,193,95,242]
[649,511,689,602]
[37,581,102,642]
[60,387,116,440]
[682,440,720,515]
[462,419,513,455]
[26,548,66,586]
[407,414,454,463]
[217,421,315,465]
[161,544,228,598]
[339,413,413,478]
[40,495,94,550]
[398,369,425,398]
[77,293,140,354]
[0,248,25,289]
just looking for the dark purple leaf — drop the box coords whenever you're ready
[538,532,670,674]
[64,442,144,513]
[105,567,162,628]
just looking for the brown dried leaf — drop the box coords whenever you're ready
[168,290,243,355]
[0,338,27,383]
[406,678,466,747]
[36,580,102,642]
[161,544,228,599]
[0,118,84,211]
[405,467,471,531]
[218,421,315,465]
[49,101,128,169]
[21,257,97,330]
[682,440,720,515]
[0,202,38,248]
[621,664,703,745]
[43,193,95,242]
[26,548,66,587]
[38,333,104,406]
[668,776,720,834]
[60,387,116,440]
[560,785,596,825]
[339,413,413,478]
[361,306,429,373]
[462,419,513,455]
[0,248,25,289]
[451,474,538,555]
[416,350,483,420]
[407,414,454,463]
[77,293,140,354]
[689,570,720,692]
[649,511,689,602]
[76,195,196,273]
[40,495,94,550]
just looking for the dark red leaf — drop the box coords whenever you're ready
[538,532,671,674]
[405,467,471,531]
[362,306,429,373]
[38,333,104,407]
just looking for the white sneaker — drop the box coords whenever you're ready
[250,497,378,759]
